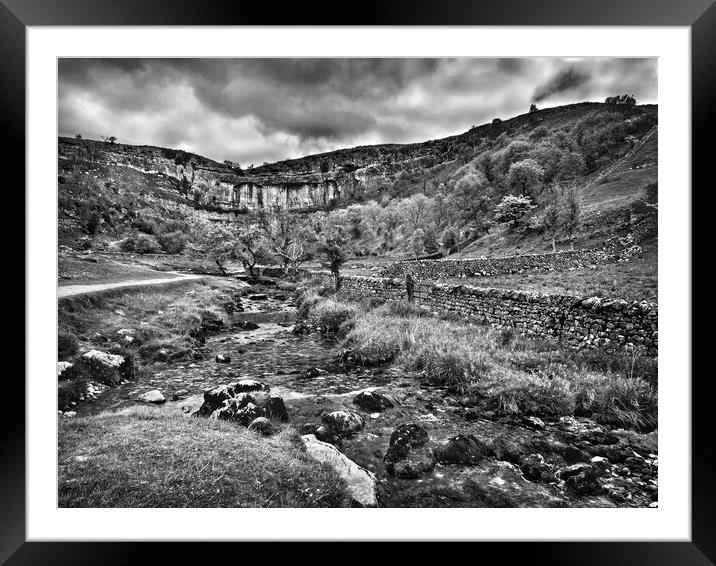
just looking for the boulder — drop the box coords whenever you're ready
[313,425,342,447]
[194,384,237,417]
[211,394,263,425]
[233,379,268,393]
[519,454,557,483]
[235,320,260,331]
[321,411,364,437]
[57,361,73,378]
[434,434,492,465]
[249,294,268,301]
[521,416,546,430]
[301,434,378,507]
[353,391,394,412]
[384,423,436,479]
[267,394,290,422]
[172,389,189,401]
[564,467,601,496]
[557,463,594,481]
[247,417,275,436]
[302,367,322,379]
[215,354,231,364]
[73,349,131,386]
[136,389,166,404]
[197,387,289,426]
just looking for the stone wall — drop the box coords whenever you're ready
[313,272,657,355]
[379,238,642,280]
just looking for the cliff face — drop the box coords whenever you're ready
[58,137,343,212]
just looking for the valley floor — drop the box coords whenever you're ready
[57,271,658,509]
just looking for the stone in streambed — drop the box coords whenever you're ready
[434,434,492,465]
[136,389,166,404]
[384,423,436,479]
[353,390,394,412]
[301,434,378,507]
[321,410,364,437]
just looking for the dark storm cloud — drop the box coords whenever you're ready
[59,57,657,164]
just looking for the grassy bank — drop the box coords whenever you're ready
[302,290,657,431]
[59,409,349,507]
[58,277,247,409]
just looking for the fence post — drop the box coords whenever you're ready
[406,273,415,303]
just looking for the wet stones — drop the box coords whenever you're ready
[249,294,268,301]
[353,391,394,412]
[321,411,365,437]
[557,463,601,495]
[562,445,589,464]
[434,434,492,465]
[519,454,557,483]
[384,423,436,479]
[171,389,189,401]
[209,391,289,426]
[233,379,269,394]
[193,380,287,425]
[302,367,322,379]
[196,384,236,416]
[235,320,260,331]
[521,416,546,430]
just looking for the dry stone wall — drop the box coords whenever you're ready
[379,238,642,280]
[314,272,657,356]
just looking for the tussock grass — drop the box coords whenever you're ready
[305,293,657,431]
[308,298,361,335]
[58,410,350,508]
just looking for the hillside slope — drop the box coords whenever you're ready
[58,101,657,256]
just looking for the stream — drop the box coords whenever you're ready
[74,284,658,508]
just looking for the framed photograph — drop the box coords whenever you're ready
[9,0,714,562]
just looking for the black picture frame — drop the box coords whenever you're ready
[6,0,714,563]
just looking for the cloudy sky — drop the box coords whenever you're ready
[59,58,657,165]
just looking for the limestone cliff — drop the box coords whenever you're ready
[58,137,342,212]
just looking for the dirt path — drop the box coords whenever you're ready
[57,272,205,299]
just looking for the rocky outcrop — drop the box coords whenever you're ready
[192,380,287,425]
[66,349,135,386]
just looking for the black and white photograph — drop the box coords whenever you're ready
[54,56,661,510]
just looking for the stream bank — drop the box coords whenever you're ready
[69,280,658,508]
